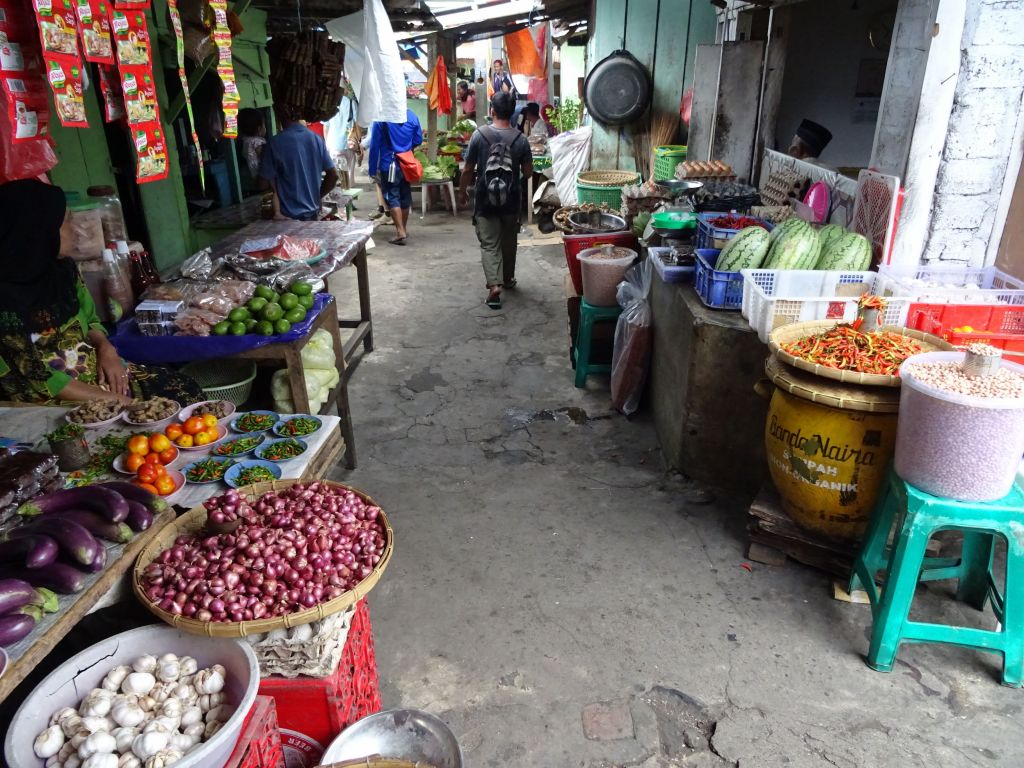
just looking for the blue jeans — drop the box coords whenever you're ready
[381,177,412,209]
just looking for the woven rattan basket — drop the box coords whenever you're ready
[577,170,641,187]
[768,321,953,387]
[132,478,393,637]
[764,355,900,413]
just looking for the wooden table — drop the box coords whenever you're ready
[0,507,173,705]
[233,296,357,469]
[208,219,374,366]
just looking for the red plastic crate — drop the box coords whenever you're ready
[907,302,1024,363]
[562,231,638,294]
[258,599,381,766]
[224,696,285,768]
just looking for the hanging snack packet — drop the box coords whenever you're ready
[45,56,85,126]
[96,62,122,121]
[208,0,237,138]
[75,0,112,64]
[133,122,167,183]
[109,6,148,66]
[166,0,201,187]
[111,0,147,10]
[33,0,80,59]
[120,64,155,124]
[2,75,50,141]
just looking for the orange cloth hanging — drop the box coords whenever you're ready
[426,56,453,114]
[504,28,545,79]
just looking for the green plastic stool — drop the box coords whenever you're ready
[849,471,1024,686]
[573,300,622,388]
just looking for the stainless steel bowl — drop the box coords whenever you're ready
[567,210,627,234]
[655,179,704,198]
[320,709,464,768]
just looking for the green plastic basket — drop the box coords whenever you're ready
[654,145,687,181]
[576,170,640,206]
[180,359,257,406]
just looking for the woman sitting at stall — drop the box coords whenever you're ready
[0,179,204,406]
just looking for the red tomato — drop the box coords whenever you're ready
[158,446,178,465]
[136,464,158,484]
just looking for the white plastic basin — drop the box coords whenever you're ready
[5,624,259,768]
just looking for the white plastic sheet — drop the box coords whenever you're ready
[325,0,407,127]
[548,126,592,206]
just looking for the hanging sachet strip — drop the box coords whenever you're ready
[167,0,202,188]
[208,0,237,137]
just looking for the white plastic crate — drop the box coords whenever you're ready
[875,264,1024,305]
[741,269,912,343]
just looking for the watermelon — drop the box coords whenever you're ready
[716,227,772,272]
[768,217,805,245]
[816,231,873,271]
[764,220,820,269]
[817,223,847,253]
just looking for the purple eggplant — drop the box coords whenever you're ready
[8,518,98,566]
[0,605,42,646]
[18,485,129,522]
[124,500,154,532]
[0,563,86,594]
[0,535,58,569]
[96,482,169,515]
[48,510,133,544]
[0,579,37,615]
[84,545,107,573]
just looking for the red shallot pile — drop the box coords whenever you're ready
[140,482,386,623]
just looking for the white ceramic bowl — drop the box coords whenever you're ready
[4,624,259,768]
[64,406,125,428]
[179,399,237,424]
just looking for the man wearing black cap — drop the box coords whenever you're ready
[788,119,833,164]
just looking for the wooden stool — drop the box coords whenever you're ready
[849,471,1024,686]
[574,300,621,388]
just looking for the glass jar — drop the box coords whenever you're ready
[86,185,127,243]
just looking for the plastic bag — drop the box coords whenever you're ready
[0,90,57,182]
[549,125,591,207]
[180,248,215,279]
[611,259,653,416]
[271,367,328,414]
[300,329,335,370]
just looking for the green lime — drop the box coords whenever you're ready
[248,297,268,313]
[291,282,312,296]
[262,303,284,322]
[245,318,258,332]
[274,319,292,335]
[257,320,274,336]
[255,285,274,301]
[228,307,250,323]
[212,320,230,335]
[285,307,306,324]
[280,293,299,311]
[297,294,314,310]
[229,321,246,336]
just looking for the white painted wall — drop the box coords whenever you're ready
[558,43,586,103]
[774,0,892,168]
[920,0,1024,266]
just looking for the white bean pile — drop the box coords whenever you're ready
[896,359,1024,501]
[903,361,1024,399]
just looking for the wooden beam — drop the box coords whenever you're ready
[426,34,437,161]
[400,47,428,78]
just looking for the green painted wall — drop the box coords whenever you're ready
[589,0,717,173]
[44,1,271,271]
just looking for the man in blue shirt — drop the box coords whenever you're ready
[368,109,423,245]
[259,113,338,221]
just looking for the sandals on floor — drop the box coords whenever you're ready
[505,278,517,290]
[388,237,407,246]
[485,290,502,309]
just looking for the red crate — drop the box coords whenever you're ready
[562,231,637,294]
[258,599,381,766]
[224,696,285,768]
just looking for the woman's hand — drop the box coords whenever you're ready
[96,343,130,398]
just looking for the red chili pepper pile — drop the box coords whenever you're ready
[709,215,766,230]
[781,324,923,376]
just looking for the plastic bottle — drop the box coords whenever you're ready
[114,241,136,301]
[102,248,133,322]
[87,185,127,242]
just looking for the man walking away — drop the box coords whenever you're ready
[368,108,423,246]
[460,92,532,309]
[259,109,338,221]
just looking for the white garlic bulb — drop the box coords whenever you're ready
[50,707,79,726]
[131,655,157,674]
[80,689,114,718]
[101,666,132,692]
[182,723,203,742]
[118,755,142,768]
[33,725,65,759]
[78,731,116,759]
[179,706,202,728]
[111,727,138,755]
[131,730,169,760]
[82,754,119,768]
[192,667,225,696]
[204,704,231,724]
[203,720,223,740]
[144,748,183,768]
[122,673,156,696]
[168,733,194,752]
[61,714,84,739]
[156,659,180,684]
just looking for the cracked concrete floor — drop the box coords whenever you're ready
[326,209,1024,767]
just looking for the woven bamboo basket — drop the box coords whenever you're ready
[132,478,393,638]
[763,355,900,413]
[577,170,641,187]
[768,321,953,387]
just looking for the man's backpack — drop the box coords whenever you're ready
[479,126,521,212]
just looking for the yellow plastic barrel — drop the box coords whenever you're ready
[762,356,900,542]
